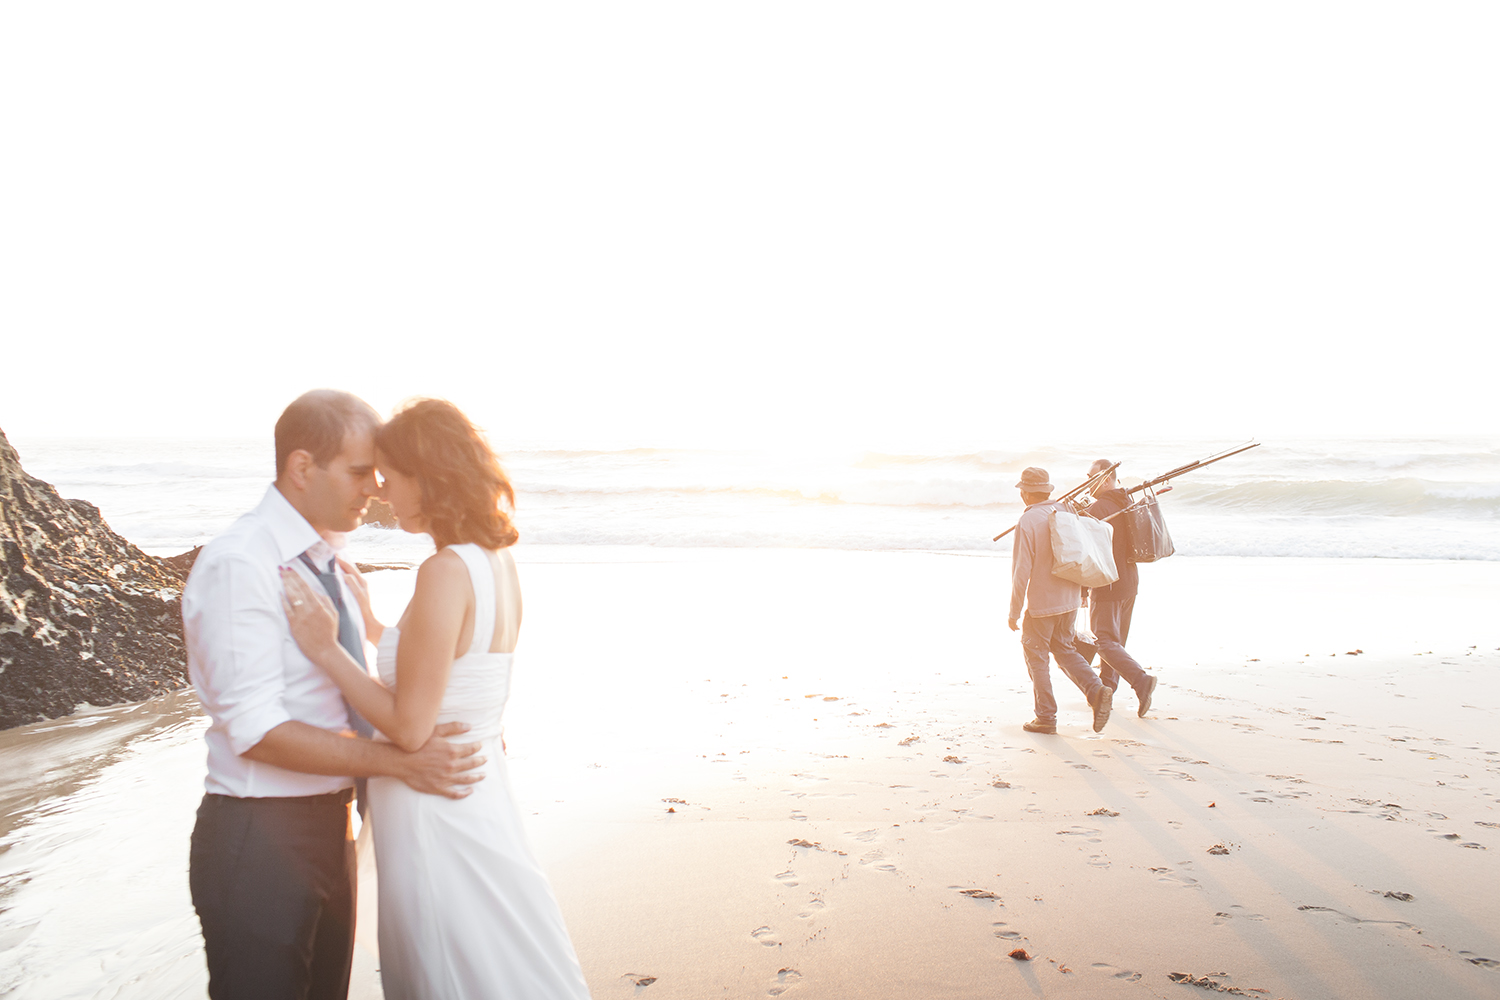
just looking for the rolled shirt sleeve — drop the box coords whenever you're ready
[184,552,293,755]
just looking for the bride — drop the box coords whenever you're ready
[281,399,591,1000]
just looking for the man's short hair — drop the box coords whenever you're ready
[1089,458,1115,477]
[274,390,381,476]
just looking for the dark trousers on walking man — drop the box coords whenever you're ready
[1081,469,1157,717]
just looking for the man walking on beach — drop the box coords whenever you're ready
[1082,459,1158,717]
[184,390,485,1000]
[1008,467,1112,734]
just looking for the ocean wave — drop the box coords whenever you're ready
[1166,478,1500,516]
[512,475,1500,517]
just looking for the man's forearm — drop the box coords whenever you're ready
[242,720,408,780]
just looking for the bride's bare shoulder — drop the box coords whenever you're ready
[413,547,469,590]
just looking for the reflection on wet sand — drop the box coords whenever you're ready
[0,691,209,999]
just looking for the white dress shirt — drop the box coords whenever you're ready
[184,484,362,798]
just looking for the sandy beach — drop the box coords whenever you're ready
[3,548,1499,999]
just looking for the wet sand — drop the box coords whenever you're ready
[3,549,1498,998]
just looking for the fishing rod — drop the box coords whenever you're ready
[991,461,1120,542]
[1125,441,1260,495]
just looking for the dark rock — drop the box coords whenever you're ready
[162,546,202,576]
[0,428,188,729]
[362,498,398,528]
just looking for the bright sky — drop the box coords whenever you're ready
[2,4,1496,449]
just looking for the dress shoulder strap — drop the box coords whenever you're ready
[449,543,497,656]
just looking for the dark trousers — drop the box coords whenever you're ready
[1021,611,1103,724]
[189,790,356,1000]
[1090,596,1149,693]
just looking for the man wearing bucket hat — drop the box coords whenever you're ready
[1007,466,1113,734]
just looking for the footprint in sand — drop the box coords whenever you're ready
[767,968,803,996]
[1090,963,1142,982]
[751,926,780,947]
[1296,905,1416,931]
[992,922,1022,940]
[1087,853,1110,868]
[1150,867,1200,888]
[796,895,826,919]
[1437,833,1488,849]
[1157,768,1197,782]
[952,886,1000,901]
[775,870,799,887]
[852,828,881,843]
[1056,825,1103,841]
[790,811,807,822]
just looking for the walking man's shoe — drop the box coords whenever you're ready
[1090,685,1113,733]
[1137,675,1158,718]
[1023,719,1057,734]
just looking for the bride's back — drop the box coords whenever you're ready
[476,546,520,655]
[376,543,516,745]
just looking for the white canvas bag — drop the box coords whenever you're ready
[1048,507,1119,588]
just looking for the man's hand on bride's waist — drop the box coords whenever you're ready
[395,721,486,798]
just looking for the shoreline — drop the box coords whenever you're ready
[2,549,1497,998]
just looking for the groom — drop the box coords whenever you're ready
[184,389,485,1000]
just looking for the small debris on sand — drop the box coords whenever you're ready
[665,807,676,813]
[1207,843,1231,855]
[1087,808,1120,817]
[991,779,1011,788]
[959,888,999,900]
[1208,802,1217,808]
[787,839,820,849]
[622,973,657,987]
[1168,972,1252,994]
[898,736,919,746]
[1384,890,1414,901]
[662,798,686,804]
[943,755,965,763]
[823,696,840,701]
[1009,949,1031,961]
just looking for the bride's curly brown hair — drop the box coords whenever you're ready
[376,399,519,550]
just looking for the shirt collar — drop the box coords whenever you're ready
[256,484,328,563]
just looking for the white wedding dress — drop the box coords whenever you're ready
[367,543,590,1000]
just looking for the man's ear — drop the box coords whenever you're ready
[282,449,316,491]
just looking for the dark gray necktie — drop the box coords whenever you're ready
[298,553,377,740]
[299,553,376,817]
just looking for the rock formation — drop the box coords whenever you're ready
[1,428,188,729]
[362,497,398,528]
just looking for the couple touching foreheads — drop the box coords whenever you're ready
[183,390,590,1000]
